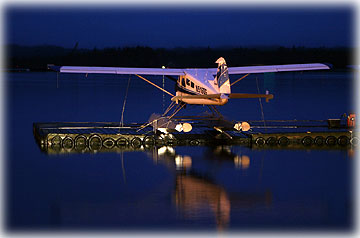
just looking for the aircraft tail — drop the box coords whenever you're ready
[215,57,231,94]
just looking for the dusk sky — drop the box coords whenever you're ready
[5,5,354,49]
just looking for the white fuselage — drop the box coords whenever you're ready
[175,70,228,106]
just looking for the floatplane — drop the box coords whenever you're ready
[48,58,330,133]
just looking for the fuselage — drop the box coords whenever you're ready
[175,72,228,106]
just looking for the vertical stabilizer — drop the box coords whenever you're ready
[215,57,231,94]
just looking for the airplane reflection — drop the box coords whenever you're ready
[175,172,231,230]
[45,143,272,231]
[205,145,251,170]
[148,146,271,230]
[149,145,251,171]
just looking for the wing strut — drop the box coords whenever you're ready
[230,73,250,86]
[135,74,174,97]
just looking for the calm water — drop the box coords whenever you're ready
[5,71,355,232]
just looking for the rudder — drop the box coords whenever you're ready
[215,57,231,94]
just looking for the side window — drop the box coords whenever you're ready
[191,82,194,88]
[186,78,190,86]
[181,78,185,87]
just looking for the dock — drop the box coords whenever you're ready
[33,117,357,154]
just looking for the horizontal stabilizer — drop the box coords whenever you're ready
[171,93,273,102]
[229,93,274,102]
[171,94,221,101]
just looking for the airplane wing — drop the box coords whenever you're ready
[48,62,330,76]
[48,65,185,76]
[227,63,330,74]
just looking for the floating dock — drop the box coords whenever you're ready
[33,117,357,154]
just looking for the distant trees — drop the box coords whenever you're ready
[6,44,352,71]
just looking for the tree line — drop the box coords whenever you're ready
[6,44,353,71]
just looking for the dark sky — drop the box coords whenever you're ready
[5,5,354,49]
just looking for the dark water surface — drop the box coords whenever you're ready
[5,71,355,232]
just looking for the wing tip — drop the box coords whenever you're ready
[323,63,333,69]
[47,64,61,72]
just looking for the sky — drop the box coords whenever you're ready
[5,5,355,49]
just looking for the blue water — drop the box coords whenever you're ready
[5,71,355,232]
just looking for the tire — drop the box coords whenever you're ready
[116,137,128,147]
[302,136,313,146]
[189,139,199,146]
[103,138,115,149]
[278,136,290,146]
[255,137,265,146]
[74,135,87,149]
[337,136,350,146]
[131,137,142,148]
[62,136,74,149]
[314,136,324,146]
[325,136,337,146]
[89,134,102,150]
[266,137,277,146]
[143,136,155,146]
[350,137,359,146]
[51,135,62,146]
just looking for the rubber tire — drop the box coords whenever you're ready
[89,134,102,150]
[131,137,142,148]
[325,136,337,146]
[255,137,265,146]
[337,136,350,146]
[62,136,74,149]
[143,136,155,146]
[116,137,128,147]
[103,138,115,149]
[189,139,199,146]
[350,137,359,146]
[266,137,277,146]
[314,136,324,146]
[278,136,290,146]
[302,136,313,146]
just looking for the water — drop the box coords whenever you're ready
[5,71,355,232]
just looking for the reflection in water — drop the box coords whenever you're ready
[148,145,271,230]
[47,144,274,231]
[206,146,251,170]
[234,155,250,169]
[175,173,231,230]
[175,155,192,170]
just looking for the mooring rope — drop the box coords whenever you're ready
[56,72,59,88]
[162,74,165,113]
[120,75,132,129]
[121,151,126,184]
[256,76,266,130]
